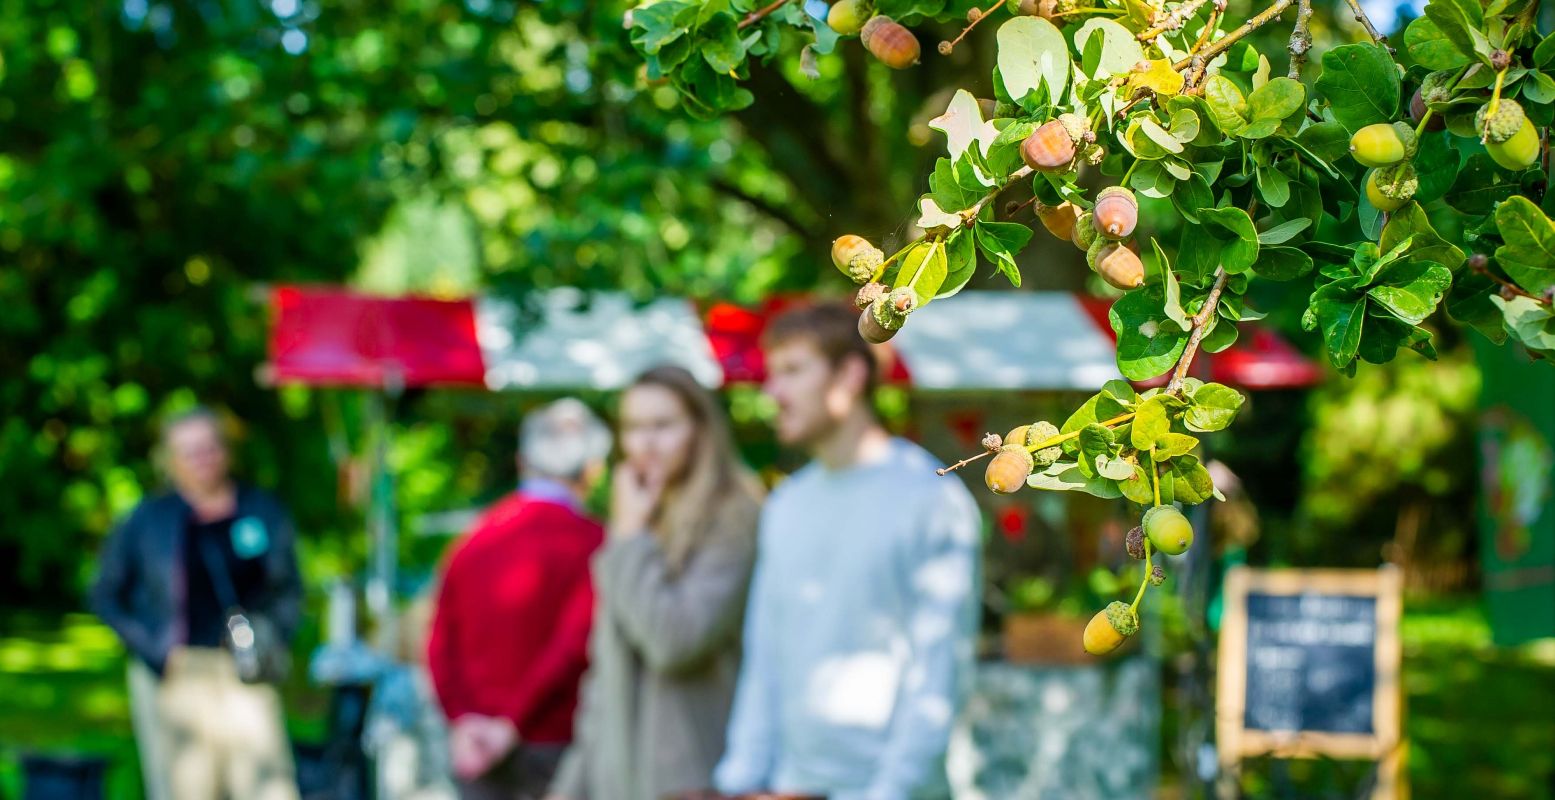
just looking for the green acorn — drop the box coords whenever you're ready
[1142,505,1194,555]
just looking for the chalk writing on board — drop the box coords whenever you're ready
[1242,592,1377,735]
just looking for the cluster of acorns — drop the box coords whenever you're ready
[1019,114,1146,291]
[830,234,918,344]
[1084,505,1194,656]
[826,1,920,69]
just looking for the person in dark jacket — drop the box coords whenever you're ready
[91,406,303,800]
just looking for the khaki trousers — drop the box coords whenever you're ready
[138,647,300,800]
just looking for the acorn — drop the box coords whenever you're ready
[1142,505,1193,555]
[827,0,867,36]
[861,16,920,69]
[985,444,1035,494]
[1366,163,1418,212]
[1025,420,1062,467]
[832,235,884,284]
[1092,186,1138,240]
[1083,601,1139,656]
[1409,89,1445,131]
[1490,49,1511,71]
[1017,0,1059,17]
[981,432,1004,451]
[1021,119,1078,172]
[1071,212,1098,251]
[1486,117,1540,170]
[858,292,911,344]
[1349,123,1410,168]
[1005,424,1030,448]
[1125,526,1145,560]
[1476,99,1527,144]
[1149,565,1166,586]
[1035,201,1082,241]
[1091,241,1145,290]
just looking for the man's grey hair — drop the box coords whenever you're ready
[160,405,227,446]
[520,398,611,481]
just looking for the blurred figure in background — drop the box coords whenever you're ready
[548,365,763,800]
[427,398,611,800]
[92,406,304,800]
[714,304,982,800]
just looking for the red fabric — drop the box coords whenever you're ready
[426,493,604,742]
[702,296,912,385]
[268,285,486,387]
[1073,294,1322,390]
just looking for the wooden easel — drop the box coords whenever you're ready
[1216,566,1406,800]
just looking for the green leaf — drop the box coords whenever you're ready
[975,221,1033,288]
[1097,379,1138,418]
[1404,15,1473,70]
[1110,289,1191,380]
[1295,121,1353,163]
[1536,32,1555,69]
[1184,383,1244,432]
[1247,77,1306,121]
[1096,454,1136,481]
[1171,173,1213,223]
[1075,18,1145,80]
[1029,462,1125,498]
[1118,463,1155,504]
[1131,396,1170,449]
[698,13,746,73]
[1155,432,1200,460]
[1253,246,1315,280]
[1424,0,1491,65]
[1446,271,1509,343]
[1314,44,1401,133]
[1494,195,1555,295]
[939,229,977,299]
[1059,395,1100,454]
[1177,224,1222,285]
[1523,71,1555,105]
[1168,107,1201,143]
[929,90,1001,166]
[1200,315,1240,352]
[892,238,951,304]
[1257,218,1311,245]
[1169,456,1216,504]
[1380,203,1464,272]
[1128,116,1185,158]
[1256,165,1291,207]
[1077,423,1117,477]
[1447,154,1520,215]
[1198,206,1260,273]
[1150,240,1192,331]
[1491,295,1555,354]
[1204,76,1248,134]
[930,158,983,215]
[1412,132,1459,204]
[1368,260,1453,325]
[916,197,962,231]
[1314,294,1367,367]
[997,17,1070,105]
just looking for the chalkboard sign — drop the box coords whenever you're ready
[1217,567,1404,798]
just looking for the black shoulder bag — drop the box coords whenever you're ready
[196,534,291,684]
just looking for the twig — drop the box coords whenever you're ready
[943,0,1008,54]
[937,450,993,476]
[1483,67,1509,143]
[1137,0,1213,41]
[1173,0,1295,72]
[738,0,796,30]
[1340,0,1393,53]
[1287,0,1313,79]
[1475,262,1552,305]
[1166,267,1229,393]
[939,410,1138,475]
[959,166,1035,226]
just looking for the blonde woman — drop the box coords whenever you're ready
[548,365,764,800]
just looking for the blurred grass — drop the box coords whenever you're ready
[0,612,328,800]
[2,598,1552,799]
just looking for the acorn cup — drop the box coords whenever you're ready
[1092,186,1138,240]
[1083,601,1139,656]
[861,16,920,69]
[984,445,1035,494]
[1071,212,1098,251]
[1366,163,1418,212]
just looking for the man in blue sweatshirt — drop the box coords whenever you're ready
[714,302,982,800]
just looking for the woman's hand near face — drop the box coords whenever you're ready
[610,462,663,537]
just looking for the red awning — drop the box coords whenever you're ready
[267,286,486,388]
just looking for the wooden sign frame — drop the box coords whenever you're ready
[1217,566,1405,799]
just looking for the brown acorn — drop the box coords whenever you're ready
[1036,201,1082,241]
[1017,0,1059,17]
[861,16,920,69]
[984,445,1035,494]
[1020,120,1077,173]
[1093,242,1144,290]
[858,307,898,343]
[1409,88,1445,131]
[1092,187,1138,240]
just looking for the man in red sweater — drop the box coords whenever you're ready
[428,398,612,800]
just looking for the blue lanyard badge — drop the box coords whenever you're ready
[231,516,270,559]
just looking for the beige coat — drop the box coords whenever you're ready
[552,503,758,800]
